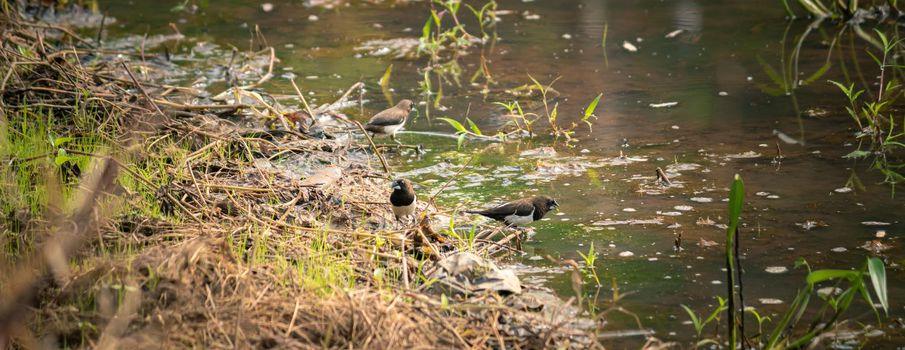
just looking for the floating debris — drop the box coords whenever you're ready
[698,238,719,247]
[830,247,848,253]
[520,147,557,158]
[711,280,722,285]
[522,11,541,20]
[696,217,716,226]
[724,151,761,159]
[354,38,422,59]
[622,41,638,52]
[690,197,713,203]
[804,107,829,118]
[665,29,684,38]
[834,187,853,193]
[861,221,891,226]
[622,208,637,212]
[765,266,788,274]
[773,129,804,145]
[591,218,664,226]
[649,102,679,108]
[718,91,729,96]
[618,251,635,257]
[666,163,701,172]
[795,220,827,231]
[876,230,887,238]
[261,3,274,12]
[605,154,648,166]
[759,298,784,305]
[674,205,693,211]
[817,287,842,297]
[657,211,683,216]
[860,240,893,253]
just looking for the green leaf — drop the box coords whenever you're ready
[867,257,888,314]
[843,150,871,159]
[680,304,702,334]
[806,269,859,285]
[421,17,432,41]
[431,9,441,27]
[465,117,482,136]
[54,148,68,166]
[583,93,603,121]
[437,117,467,133]
[52,136,74,147]
[456,133,466,150]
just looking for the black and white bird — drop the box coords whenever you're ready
[365,99,413,144]
[466,195,559,226]
[390,179,417,225]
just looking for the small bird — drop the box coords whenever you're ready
[390,178,417,225]
[466,195,559,226]
[365,99,413,145]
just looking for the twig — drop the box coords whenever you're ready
[353,120,392,176]
[121,61,164,116]
[289,79,318,125]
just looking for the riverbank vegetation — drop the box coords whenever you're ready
[0,3,611,348]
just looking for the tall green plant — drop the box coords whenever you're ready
[684,175,889,349]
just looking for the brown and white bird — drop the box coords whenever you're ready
[390,179,417,225]
[466,195,559,226]
[365,99,413,144]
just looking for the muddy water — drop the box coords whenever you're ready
[105,0,903,346]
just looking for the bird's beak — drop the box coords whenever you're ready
[392,184,401,190]
[550,201,560,210]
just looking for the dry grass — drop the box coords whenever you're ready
[0,4,604,349]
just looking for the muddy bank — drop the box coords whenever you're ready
[0,5,632,349]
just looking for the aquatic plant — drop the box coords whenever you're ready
[763,5,905,190]
[830,29,905,191]
[783,0,900,19]
[682,175,890,349]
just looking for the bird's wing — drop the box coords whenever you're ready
[367,111,405,126]
[472,199,534,220]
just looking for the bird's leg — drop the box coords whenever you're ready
[391,133,402,145]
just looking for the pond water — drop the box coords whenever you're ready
[104,0,903,346]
